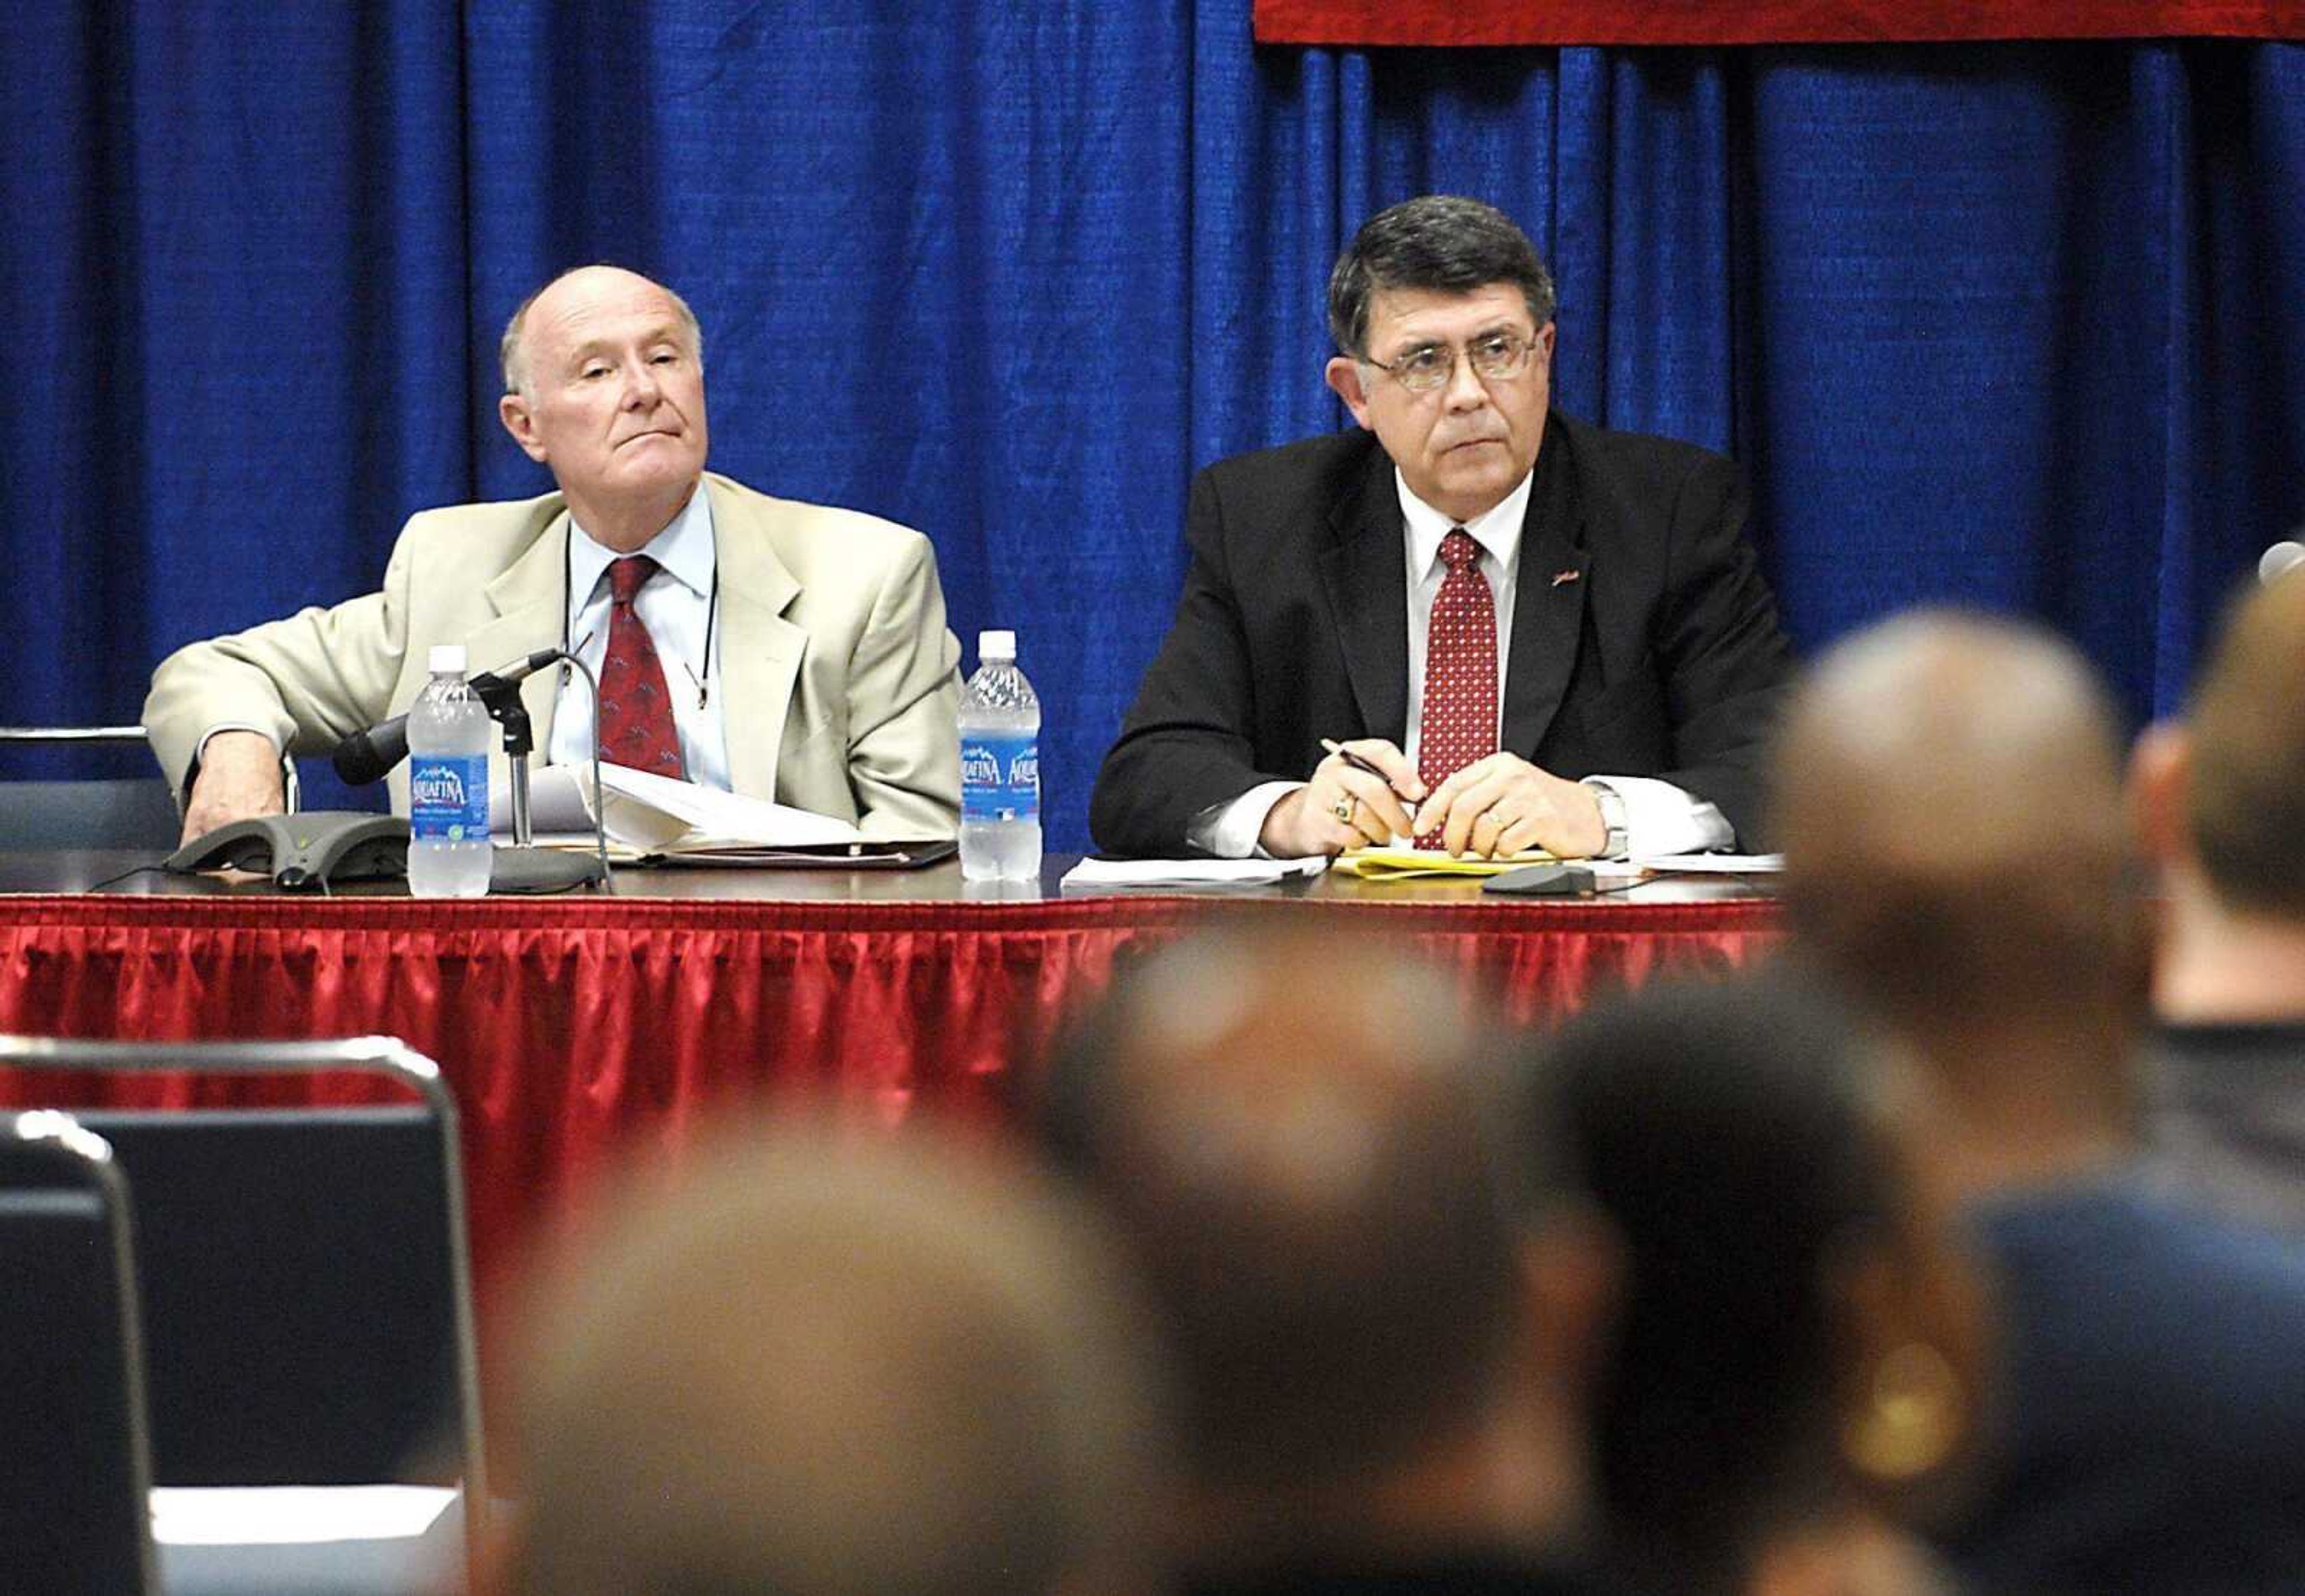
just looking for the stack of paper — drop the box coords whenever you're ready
[500,763,873,856]
[1060,856,1330,891]
[1630,852,1784,873]
[1331,845,1559,881]
[1336,846,1784,881]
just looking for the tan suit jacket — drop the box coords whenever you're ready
[143,473,962,839]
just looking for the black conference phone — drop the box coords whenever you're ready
[164,813,411,891]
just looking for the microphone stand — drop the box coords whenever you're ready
[474,679,609,894]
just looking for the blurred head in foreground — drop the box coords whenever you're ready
[1038,925,1616,1574]
[1541,972,1986,1594]
[2133,568,2305,1013]
[493,1122,1167,1596]
[1773,609,2147,1190]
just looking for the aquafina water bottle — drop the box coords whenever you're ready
[957,630,1041,882]
[406,643,493,897]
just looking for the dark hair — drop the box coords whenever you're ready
[1535,971,1903,1583]
[2187,573,2305,918]
[1327,196,1558,359]
[1033,928,1563,1490]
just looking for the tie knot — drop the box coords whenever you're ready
[608,555,660,606]
[1440,528,1481,575]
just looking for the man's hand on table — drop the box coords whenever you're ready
[1258,738,1425,858]
[1417,753,1607,859]
[179,731,287,846]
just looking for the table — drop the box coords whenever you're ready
[0,850,1780,1319]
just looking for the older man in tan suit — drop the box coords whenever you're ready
[145,265,961,843]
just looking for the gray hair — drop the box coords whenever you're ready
[499,265,705,396]
[1327,196,1558,360]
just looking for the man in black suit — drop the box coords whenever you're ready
[1090,196,1792,860]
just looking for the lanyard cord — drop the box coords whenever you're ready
[561,527,720,708]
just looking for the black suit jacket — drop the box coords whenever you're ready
[1089,413,1794,857]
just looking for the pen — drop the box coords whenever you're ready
[1319,738,1420,824]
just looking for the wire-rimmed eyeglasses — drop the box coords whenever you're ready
[1361,329,1541,394]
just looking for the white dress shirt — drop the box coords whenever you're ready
[549,484,732,791]
[1190,464,1729,858]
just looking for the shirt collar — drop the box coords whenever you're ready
[1396,463,1535,581]
[568,481,716,604]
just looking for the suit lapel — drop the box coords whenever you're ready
[1318,444,1411,741]
[1501,415,1588,757]
[703,476,807,801]
[471,511,572,747]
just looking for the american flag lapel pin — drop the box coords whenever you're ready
[1550,567,1583,588]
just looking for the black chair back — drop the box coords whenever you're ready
[76,1105,462,1485]
[0,1039,486,1513]
[0,1111,158,1595]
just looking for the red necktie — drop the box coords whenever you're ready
[596,555,687,780]
[1415,528,1499,848]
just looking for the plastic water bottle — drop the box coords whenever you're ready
[958,630,1041,882]
[406,643,493,897]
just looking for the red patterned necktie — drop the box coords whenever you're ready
[596,555,687,780]
[1415,527,1499,848]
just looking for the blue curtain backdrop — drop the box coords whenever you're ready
[4,4,2301,851]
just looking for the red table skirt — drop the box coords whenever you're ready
[0,892,1779,1316]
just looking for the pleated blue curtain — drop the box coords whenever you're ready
[4,4,2300,848]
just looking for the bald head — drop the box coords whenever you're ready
[493,265,712,549]
[499,264,702,397]
[503,1124,1163,1596]
[1774,610,2144,1046]
[1040,925,1562,1492]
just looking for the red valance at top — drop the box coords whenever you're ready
[1252,0,2305,46]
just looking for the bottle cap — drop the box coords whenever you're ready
[978,630,1016,662]
[429,643,468,674]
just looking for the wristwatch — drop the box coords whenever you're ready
[1583,780,1629,859]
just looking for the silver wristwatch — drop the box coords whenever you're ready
[1584,780,1629,859]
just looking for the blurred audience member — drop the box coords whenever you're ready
[1779,609,2305,1592]
[2132,570,2305,1232]
[1542,972,1981,1596]
[1777,609,2147,1191]
[490,1122,1167,1596]
[1038,926,1624,1595]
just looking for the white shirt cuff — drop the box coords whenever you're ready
[1187,781,1306,859]
[1584,775,1732,858]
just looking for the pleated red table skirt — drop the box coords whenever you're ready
[0,889,1779,1342]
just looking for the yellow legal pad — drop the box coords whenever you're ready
[1332,845,1560,881]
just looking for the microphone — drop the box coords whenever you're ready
[2261,541,2305,586]
[331,648,568,785]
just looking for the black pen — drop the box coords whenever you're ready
[1320,738,1420,827]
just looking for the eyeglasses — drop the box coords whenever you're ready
[1361,329,1541,394]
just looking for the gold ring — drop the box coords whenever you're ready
[1330,796,1355,823]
